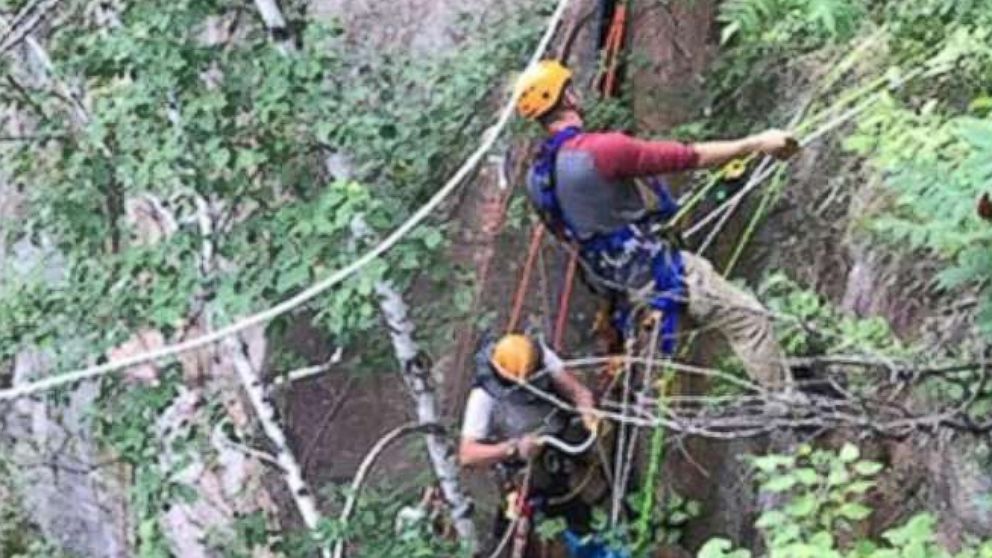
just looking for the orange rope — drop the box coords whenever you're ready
[600,3,628,97]
[552,251,579,350]
[507,225,545,333]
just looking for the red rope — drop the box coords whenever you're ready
[600,3,628,97]
[553,251,579,350]
[507,225,545,333]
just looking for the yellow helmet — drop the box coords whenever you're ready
[490,334,539,383]
[514,60,573,120]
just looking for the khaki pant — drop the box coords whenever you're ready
[681,251,791,388]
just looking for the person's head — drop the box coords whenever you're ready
[489,333,539,384]
[514,60,583,130]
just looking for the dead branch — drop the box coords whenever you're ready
[332,422,442,558]
[225,336,326,540]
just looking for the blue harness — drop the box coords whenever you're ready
[531,127,685,355]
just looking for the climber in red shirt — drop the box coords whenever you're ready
[514,60,800,388]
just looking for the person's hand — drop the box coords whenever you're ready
[580,410,600,434]
[517,435,543,460]
[753,129,800,160]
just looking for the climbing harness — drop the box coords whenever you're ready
[530,126,685,356]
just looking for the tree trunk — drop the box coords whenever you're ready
[375,281,477,552]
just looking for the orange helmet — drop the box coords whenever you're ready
[514,60,573,120]
[490,334,539,383]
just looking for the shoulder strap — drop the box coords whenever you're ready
[530,126,583,240]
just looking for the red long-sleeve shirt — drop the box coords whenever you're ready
[561,132,700,180]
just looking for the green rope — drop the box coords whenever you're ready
[723,166,786,274]
[633,367,673,556]
[632,165,787,557]
[666,171,725,228]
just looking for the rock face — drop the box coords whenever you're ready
[310,0,523,52]
[4,352,131,558]
[628,0,719,132]
[929,438,992,543]
[0,190,284,558]
[153,328,281,558]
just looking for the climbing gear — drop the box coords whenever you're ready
[721,158,749,181]
[554,252,580,350]
[529,126,686,356]
[491,333,539,382]
[514,60,573,120]
[597,0,629,97]
[538,428,597,455]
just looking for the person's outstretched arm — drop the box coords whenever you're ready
[692,129,799,167]
[580,129,799,181]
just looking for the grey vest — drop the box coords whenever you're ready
[527,149,649,240]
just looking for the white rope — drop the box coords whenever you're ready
[0,0,574,403]
[538,429,596,455]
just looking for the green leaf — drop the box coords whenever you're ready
[827,467,850,486]
[423,228,445,250]
[795,467,820,485]
[751,454,794,473]
[844,480,874,495]
[698,538,751,558]
[763,475,798,493]
[853,461,884,477]
[810,530,835,550]
[838,443,860,463]
[785,494,818,518]
[883,513,936,547]
[756,510,787,529]
[838,502,872,521]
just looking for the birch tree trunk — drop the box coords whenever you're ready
[375,281,477,551]
[253,0,294,53]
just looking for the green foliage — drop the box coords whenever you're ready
[94,372,188,557]
[698,444,992,558]
[204,511,278,558]
[750,442,881,550]
[709,0,865,126]
[584,92,637,132]
[759,273,908,358]
[845,98,992,330]
[0,1,558,554]
[309,486,468,558]
[712,272,909,394]
[535,490,700,555]
[719,0,864,48]
[705,0,992,333]
[0,0,552,367]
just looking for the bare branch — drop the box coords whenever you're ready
[225,336,327,548]
[332,422,442,558]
